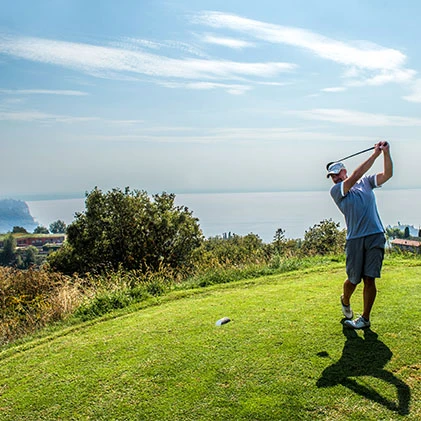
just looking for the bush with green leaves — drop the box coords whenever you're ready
[72,265,174,321]
[47,187,203,275]
[196,233,271,268]
[0,267,82,345]
[0,234,17,266]
[301,219,346,256]
[16,245,41,269]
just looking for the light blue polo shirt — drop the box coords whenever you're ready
[330,175,384,240]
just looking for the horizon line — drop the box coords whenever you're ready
[1,185,420,202]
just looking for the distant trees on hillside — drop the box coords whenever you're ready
[0,234,40,268]
[34,226,49,234]
[12,226,28,234]
[49,220,67,234]
[47,187,203,275]
[385,225,421,241]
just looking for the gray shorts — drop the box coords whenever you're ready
[345,233,386,285]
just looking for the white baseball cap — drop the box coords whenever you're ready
[326,162,346,178]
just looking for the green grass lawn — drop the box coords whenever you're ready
[1,258,420,420]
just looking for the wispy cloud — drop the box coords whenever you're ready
[0,108,148,125]
[158,80,252,95]
[288,108,421,126]
[0,33,295,94]
[82,126,374,144]
[114,37,207,58]
[0,109,98,123]
[0,89,88,96]
[344,68,416,86]
[257,81,290,86]
[403,79,421,103]
[107,119,145,126]
[113,38,163,50]
[202,34,255,49]
[321,87,347,93]
[194,11,416,87]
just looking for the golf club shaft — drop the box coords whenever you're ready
[326,146,376,170]
[337,146,375,162]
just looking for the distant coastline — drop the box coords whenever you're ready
[0,198,37,232]
[25,188,421,242]
[1,193,86,202]
[5,185,421,203]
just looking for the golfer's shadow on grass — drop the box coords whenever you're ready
[316,325,410,415]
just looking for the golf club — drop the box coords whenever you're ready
[326,146,375,170]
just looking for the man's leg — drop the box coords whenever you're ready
[342,278,356,306]
[362,276,376,320]
[341,279,356,319]
[343,238,362,308]
[343,276,375,330]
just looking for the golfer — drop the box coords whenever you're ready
[327,141,393,329]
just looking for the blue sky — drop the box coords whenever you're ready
[1,0,420,199]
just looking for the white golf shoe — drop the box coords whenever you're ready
[344,316,371,329]
[340,295,353,320]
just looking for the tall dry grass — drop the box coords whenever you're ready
[0,267,84,345]
[0,264,180,345]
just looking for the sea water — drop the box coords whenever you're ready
[27,189,421,243]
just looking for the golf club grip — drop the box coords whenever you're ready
[338,146,375,162]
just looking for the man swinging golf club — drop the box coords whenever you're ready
[327,141,393,329]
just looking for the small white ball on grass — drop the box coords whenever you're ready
[215,317,231,326]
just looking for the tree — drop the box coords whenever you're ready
[273,228,286,254]
[301,219,346,256]
[47,187,203,275]
[18,245,39,269]
[49,220,67,234]
[0,234,16,266]
[404,226,410,238]
[34,225,49,234]
[385,227,404,240]
[12,226,27,234]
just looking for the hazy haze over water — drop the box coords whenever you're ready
[26,189,420,243]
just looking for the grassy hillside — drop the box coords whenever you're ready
[0,258,420,420]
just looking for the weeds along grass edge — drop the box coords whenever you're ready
[0,255,346,354]
[3,251,416,353]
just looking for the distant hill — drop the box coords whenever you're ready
[0,199,37,233]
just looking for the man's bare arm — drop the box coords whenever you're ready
[376,143,393,186]
[342,142,383,195]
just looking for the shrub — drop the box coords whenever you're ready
[71,264,174,321]
[195,233,271,270]
[301,219,346,256]
[48,187,203,275]
[0,267,83,345]
[74,291,134,320]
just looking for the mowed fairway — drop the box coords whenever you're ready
[1,262,420,420]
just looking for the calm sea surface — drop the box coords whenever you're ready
[27,189,420,243]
